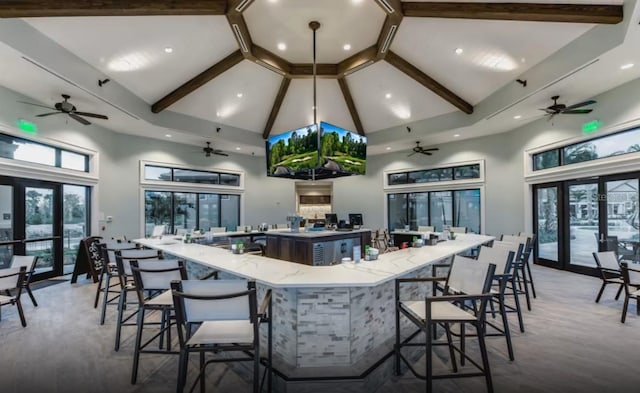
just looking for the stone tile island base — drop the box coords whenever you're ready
[188,260,445,392]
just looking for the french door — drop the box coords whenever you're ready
[0,176,90,280]
[533,172,640,275]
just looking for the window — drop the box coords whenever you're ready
[0,133,88,172]
[388,164,478,185]
[387,189,481,233]
[143,164,240,187]
[144,191,240,236]
[532,126,640,171]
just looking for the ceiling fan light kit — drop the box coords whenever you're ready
[19,94,108,126]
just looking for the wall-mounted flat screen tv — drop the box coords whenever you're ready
[319,121,367,177]
[266,124,319,179]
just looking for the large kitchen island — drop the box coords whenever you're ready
[135,233,493,391]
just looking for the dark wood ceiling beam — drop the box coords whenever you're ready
[373,0,404,60]
[152,50,244,113]
[337,45,378,77]
[376,14,403,60]
[401,2,623,24]
[263,77,291,139]
[0,0,227,17]
[252,45,291,76]
[226,13,254,58]
[337,78,365,136]
[289,64,338,79]
[228,0,256,14]
[386,51,472,114]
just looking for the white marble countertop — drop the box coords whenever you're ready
[134,233,493,288]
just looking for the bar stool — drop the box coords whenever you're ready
[476,246,516,360]
[113,249,164,351]
[171,279,273,393]
[96,241,138,325]
[130,259,187,384]
[490,240,526,332]
[499,235,534,311]
[395,255,496,392]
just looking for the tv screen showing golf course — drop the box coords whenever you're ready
[266,124,319,177]
[319,121,367,175]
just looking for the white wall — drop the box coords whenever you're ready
[2,74,640,240]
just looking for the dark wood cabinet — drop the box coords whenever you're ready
[299,195,331,204]
[265,230,372,266]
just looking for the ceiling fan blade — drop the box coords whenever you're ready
[36,112,62,117]
[213,151,229,157]
[74,111,108,120]
[562,109,593,114]
[424,148,439,152]
[69,113,91,125]
[18,101,56,110]
[563,100,596,111]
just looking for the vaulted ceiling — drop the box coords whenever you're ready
[0,1,638,156]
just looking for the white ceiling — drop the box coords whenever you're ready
[0,0,636,157]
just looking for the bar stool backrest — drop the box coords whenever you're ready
[209,227,227,233]
[150,225,165,238]
[102,241,138,265]
[477,246,514,275]
[116,249,163,276]
[131,260,185,291]
[493,239,525,261]
[178,280,253,322]
[447,255,495,295]
[449,226,468,234]
[500,235,529,258]
[418,226,435,232]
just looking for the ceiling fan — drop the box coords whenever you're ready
[408,141,439,157]
[19,94,108,125]
[202,141,228,157]
[539,95,596,120]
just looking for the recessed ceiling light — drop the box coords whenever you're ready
[277,42,286,51]
[164,47,173,54]
[343,44,351,51]
[513,115,522,120]
[453,134,460,138]
[235,147,241,151]
[165,134,172,138]
[385,93,392,99]
[520,57,526,63]
[216,112,220,117]
[351,0,364,4]
[237,93,243,98]
[455,48,463,55]
[385,146,391,150]
[621,63,634,70]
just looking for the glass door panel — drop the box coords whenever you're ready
[25,186,55,275]
[173,193,196,233]
[535,185,560,264]
[63,185,88,274]
[605,178,639,263]
[567,182,599,268]
[145,191,172,236]
[0,184,14,269]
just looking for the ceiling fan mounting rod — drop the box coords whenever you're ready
[309,21,320,126]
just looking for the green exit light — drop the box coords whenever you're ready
[17,119,38,133]
[582,120,601,134]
